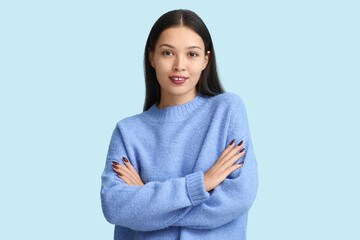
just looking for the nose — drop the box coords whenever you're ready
[173,55,185,72]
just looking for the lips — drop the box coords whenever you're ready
[169,75,189,81]
[169,75,188,85]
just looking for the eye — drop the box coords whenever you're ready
[162,51,173,56]
[188,52,198,57]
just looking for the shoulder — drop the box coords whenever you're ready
[215,92,244,103]
[210,92,246,110]
[115,112,145,129]
[210,92,249,122]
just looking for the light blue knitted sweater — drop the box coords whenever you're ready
[100,92,258,240]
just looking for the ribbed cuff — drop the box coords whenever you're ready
[186,171,210,206]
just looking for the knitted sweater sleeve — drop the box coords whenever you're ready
[171,95,259,229]
[100,125,210,232]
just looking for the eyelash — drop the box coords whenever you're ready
[163,51,173,56]
[162,51,199,57]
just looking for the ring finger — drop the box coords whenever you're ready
[113,164,138,183]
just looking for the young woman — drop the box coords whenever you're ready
[101,9,258,240]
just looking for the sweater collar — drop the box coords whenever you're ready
[143,92,209,123]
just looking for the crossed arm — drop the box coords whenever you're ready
[101,97,258,231]
[111,135,257,230]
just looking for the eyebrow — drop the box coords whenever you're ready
[159,43,202,50]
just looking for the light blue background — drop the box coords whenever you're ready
[1,0,359,239]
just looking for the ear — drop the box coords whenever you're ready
[149,50,155,68]
[202,51,210,70]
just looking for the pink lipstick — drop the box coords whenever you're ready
[169,75,189,85]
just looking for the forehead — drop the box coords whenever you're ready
[156,26,205,48]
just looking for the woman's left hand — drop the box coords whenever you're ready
[112,157,145,186]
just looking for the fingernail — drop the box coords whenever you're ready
[239,162,244,166]
[230,139,235,145]
[238,140,243,146]
[113,165,119,169]
[240,148,245,153]
[123,156,129,163]
[118,173,122,176]
[112,161,119,165]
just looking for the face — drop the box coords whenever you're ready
[149,26,209,106]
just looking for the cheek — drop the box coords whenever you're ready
[154,58,173,73]
[189,61,206,75]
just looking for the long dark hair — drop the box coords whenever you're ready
[143,9,225,111]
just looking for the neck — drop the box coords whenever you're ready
[157,89,198,109]
[144,91,209,123]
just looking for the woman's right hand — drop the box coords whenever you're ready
[204,139,245,192]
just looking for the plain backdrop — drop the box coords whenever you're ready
[1,0,359,239]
